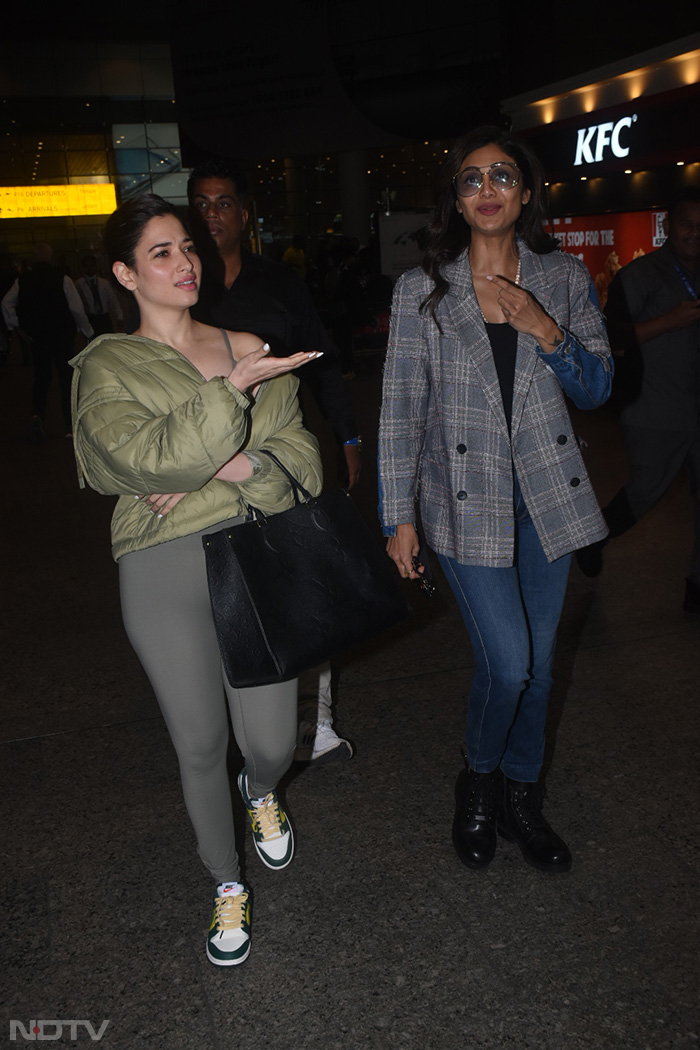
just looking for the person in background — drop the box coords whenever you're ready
[75,253,124,335]
[0,254,17,366]
[576,187,700,613]
[2,243,93,436]
[188,158,358,763]
[282,234,307,280]
[71,194,324,966]
[379,126,612,875]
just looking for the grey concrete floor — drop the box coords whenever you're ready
[1,349,698,1050]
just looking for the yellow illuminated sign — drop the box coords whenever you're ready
[0,184,117,219]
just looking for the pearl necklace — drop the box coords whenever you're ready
[474,256,521,323]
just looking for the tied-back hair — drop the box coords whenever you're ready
[103,194,179,270]
[421,126,559,327]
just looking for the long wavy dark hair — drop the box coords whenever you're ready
[421,126,559,325]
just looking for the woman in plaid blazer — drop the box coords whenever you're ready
[379,127,612,874]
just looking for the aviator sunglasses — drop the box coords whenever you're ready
[452,162,521,198]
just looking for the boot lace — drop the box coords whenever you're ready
[463,770,499,820]
[510,783,548,831]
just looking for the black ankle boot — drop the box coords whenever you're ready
[498,777,572,873]
[452,763,500,870]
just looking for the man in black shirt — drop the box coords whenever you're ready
[188,159,359,761]
[2,243,93,435]
[577,189,700,612]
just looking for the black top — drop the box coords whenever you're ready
[192,252,358,445]
[484,322,517,432]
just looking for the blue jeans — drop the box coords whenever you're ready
[438,484,572,782]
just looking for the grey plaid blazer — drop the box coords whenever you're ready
[378,244,611,566]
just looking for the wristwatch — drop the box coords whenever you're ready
[343,435,362,451]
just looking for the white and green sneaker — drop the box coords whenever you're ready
[238,769,294,870]
[206,882,251,967]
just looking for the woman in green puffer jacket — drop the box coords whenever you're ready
[71,195,323,968]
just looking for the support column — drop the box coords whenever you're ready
[284,156,308,238]
[338,150,370,245]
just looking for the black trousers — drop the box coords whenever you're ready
[31,334,75,430]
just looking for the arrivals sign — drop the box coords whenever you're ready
[0,184,117,219]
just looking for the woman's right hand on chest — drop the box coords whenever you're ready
[228,342,323,394]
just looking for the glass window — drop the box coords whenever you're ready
[112,124,147,151]
[149,171,189,202]
[67,152,110,176]
[24,152,68,180]
[144,123,180,148]
[64,134,109,151]
[114,148,152,175]
[116,173,152,200]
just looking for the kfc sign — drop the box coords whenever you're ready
[574,114,638,166]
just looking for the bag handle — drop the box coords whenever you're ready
[258,449,314,504]
[243,450,315,521]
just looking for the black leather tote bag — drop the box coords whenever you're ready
[203,451,411,687]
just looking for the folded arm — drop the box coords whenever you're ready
[74,364,255,496]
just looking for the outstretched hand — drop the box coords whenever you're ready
[229,342,323,394]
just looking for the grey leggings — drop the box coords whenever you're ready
[119,518,297,883]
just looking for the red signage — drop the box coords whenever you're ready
[552,210,666,309]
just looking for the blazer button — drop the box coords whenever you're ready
[457,443,467,454]
[557,434,568,445]
[457,490,467,500]
[570,477,580,487]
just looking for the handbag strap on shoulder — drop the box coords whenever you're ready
[259,449,314,503]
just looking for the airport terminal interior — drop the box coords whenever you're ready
[2,7,699,1049]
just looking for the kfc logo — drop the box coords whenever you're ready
[574,114,638,166]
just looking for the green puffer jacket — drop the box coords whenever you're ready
[70,333,323,561]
